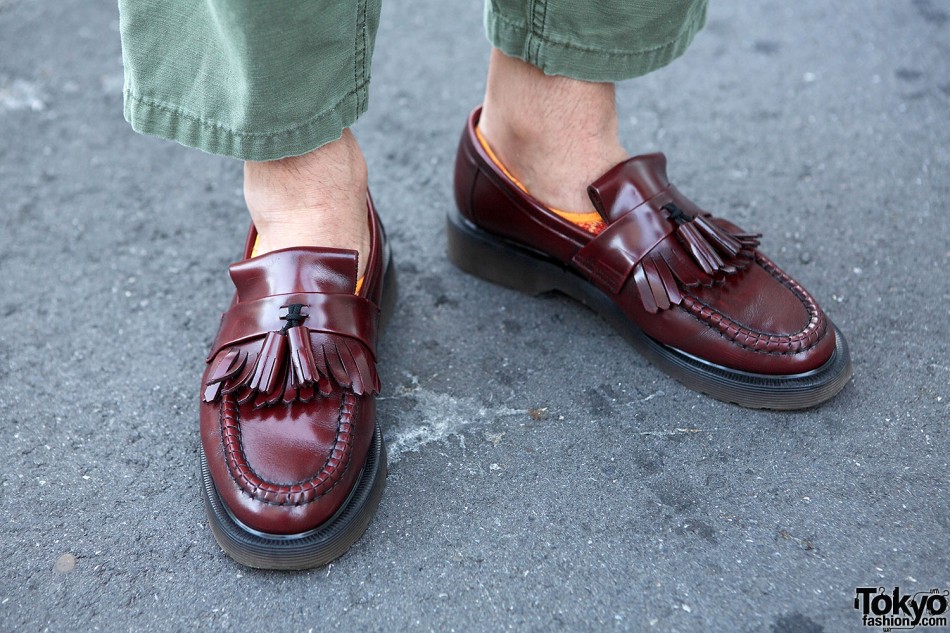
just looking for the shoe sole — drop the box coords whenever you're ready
[199,250,397,569]
[447,212,852,410]
[199,424,387,570]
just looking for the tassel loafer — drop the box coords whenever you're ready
[199,197,395,569]
[449,107,851,410]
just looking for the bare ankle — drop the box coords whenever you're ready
[244,130,371,276]
[479,49,629,213]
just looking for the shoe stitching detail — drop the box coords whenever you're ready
[679,253,828,356]
[218,391,357,507]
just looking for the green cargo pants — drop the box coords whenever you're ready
[119,1,707,161]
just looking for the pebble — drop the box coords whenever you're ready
[54,553,76,573]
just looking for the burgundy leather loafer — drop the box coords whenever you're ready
[198,196,395,569]
[449,107,851,409]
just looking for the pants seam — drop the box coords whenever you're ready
[355,0,368,114]
[527,0,548,65]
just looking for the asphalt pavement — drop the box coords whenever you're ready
[1,1,948,631]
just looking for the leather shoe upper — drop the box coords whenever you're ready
[199,201,387,535]
[454,107,836,375]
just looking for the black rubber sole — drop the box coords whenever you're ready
[199,425,387,570]
[447,212,852,410]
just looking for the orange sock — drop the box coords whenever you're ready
[474,126,607,235]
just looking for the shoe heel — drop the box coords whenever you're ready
[446,213,563,296]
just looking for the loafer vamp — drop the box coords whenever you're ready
[628,257,837,375]
[200,393,374,535]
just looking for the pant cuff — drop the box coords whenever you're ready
[485,2,707,82]
[122,83,368,162]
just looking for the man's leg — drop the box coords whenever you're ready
[244,131,370,273]
[478,49,628,215]
[120,0,374,268]
[449,0,852,409]
[119,0,388,568]
[477,0,707,215]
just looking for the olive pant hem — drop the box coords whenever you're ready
[120,0,706,161]
[485,1,707,82]
[123,83,368,162]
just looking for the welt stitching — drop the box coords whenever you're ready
[678,303,828,357]
[679,258,826,355]
[688,256,818,338]
[220,392,355,506]
[683,288,815,341]
[756,254,814,304]
[225,394,351,505]
[240,394,348,491]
